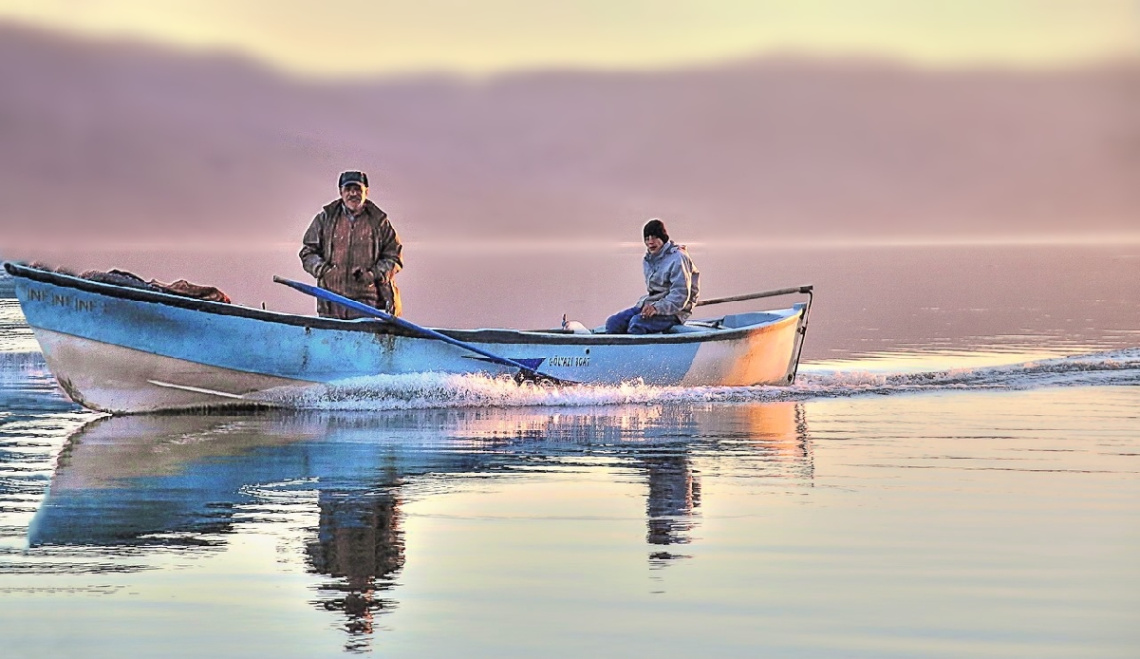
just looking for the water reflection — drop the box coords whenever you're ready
[641,403,811,567]
[308,489,403,653]
[26,403,811,652]
[644,448,700,554]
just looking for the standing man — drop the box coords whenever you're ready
[300,170,403,319]
[605,218,700,334]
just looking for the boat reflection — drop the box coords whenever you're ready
[30,402,810,651]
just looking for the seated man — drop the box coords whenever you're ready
[605,219,700,334]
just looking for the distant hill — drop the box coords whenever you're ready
[0,22,1137,250]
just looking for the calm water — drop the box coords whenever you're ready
[1,243,1139,658]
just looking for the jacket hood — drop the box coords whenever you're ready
[644,240,677,264]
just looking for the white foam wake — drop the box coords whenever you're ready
[257,348,1140,411]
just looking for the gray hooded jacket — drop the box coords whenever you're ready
[637,241,701,322]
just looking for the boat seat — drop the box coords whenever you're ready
[667,322,716,334]
[721,312,782,328]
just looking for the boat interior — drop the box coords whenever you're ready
[554,309,797,335]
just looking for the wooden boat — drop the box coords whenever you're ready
[3,261,812,414]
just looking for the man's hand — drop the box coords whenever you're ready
[640,303,658,318]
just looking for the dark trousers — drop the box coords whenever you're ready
[605,306,679,334]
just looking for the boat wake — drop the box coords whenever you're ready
[797,347,1140,397]
[260,348,1140,411]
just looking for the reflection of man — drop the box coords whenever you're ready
[306,489,404,653]
[300,170,403,319]
[644,450,701,548]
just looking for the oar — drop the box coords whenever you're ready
[696,285,813,307]
[273,276,575,385]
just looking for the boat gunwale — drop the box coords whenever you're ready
[4,261,804,346]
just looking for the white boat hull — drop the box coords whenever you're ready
[34,328,306,413]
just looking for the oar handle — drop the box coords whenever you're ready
[696,285,813,307]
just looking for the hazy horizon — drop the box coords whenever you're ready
[1,20,1136,256]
